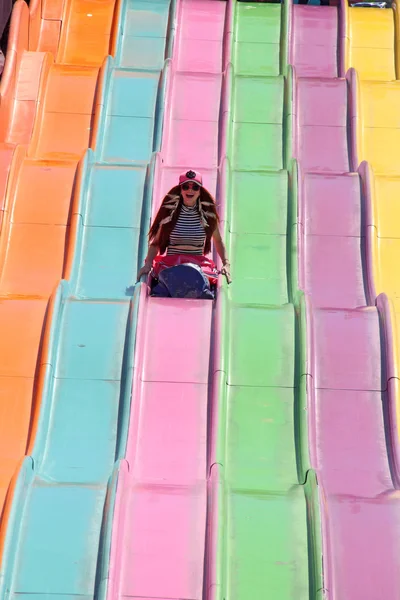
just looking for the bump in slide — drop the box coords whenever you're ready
[1,0,400,599]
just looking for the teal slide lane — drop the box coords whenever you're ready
[212,2,323,599]
[0,2,175,599]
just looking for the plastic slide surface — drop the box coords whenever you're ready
[291,4,400,598]
[346,5,400,472]
[346,3,395,80]
[107,2,230,598]
[345,6,400,302]
[0,0,51,219]
[0,0,114,223]
[4,3,399,600]
[0,1,177,598]
[0,0,117,576]
[211,3,322,599]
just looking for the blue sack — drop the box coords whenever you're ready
[151,263,215,299]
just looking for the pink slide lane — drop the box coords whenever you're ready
[107,2,232,599]
[291,4,400,599]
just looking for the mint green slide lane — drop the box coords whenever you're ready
[215,3,323,598]
[0,2,175,599]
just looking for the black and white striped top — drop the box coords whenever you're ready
[167,204,206,255]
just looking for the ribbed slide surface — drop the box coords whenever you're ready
[0,0,173,598]
[107,2,229,599]
[4,2,400,600]
[347,7,400,351]
[0,0,117,568]
[212,3,322,599]
[292,4,400,598]
[0,0,103,207]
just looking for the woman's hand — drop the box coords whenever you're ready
[137,263,152,281]
[221,261,232,284]
[137,244,159,281]
[213,228,231,284]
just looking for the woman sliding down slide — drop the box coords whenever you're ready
[137,170,231,299]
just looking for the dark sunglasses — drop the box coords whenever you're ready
[181,183,200,191]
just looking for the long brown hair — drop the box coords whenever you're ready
[149,184,220,255]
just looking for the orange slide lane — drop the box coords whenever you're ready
[0,0,56,221]
[0,0,91,223]
[0,0,118,530]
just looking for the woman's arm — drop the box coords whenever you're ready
[213,226,229,264]
[213,226,231,283]
[137,242,159,280]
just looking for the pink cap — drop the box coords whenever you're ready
[179,169,203,186]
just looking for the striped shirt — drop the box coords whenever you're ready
[167,204,206,255]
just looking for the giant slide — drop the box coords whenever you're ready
[1,1,400,600]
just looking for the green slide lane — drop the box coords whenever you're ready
[216,3,323,598]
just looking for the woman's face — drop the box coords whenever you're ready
[181,182,201,207]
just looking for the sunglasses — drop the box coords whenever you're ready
[181,183,200,191]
